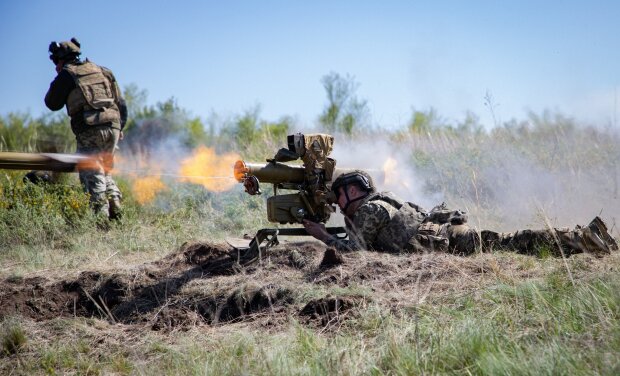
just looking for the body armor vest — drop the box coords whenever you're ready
[64,61,120,126]
[364,192,428,252]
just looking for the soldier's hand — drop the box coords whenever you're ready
[303,219,331,242]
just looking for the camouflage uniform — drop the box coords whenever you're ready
[45,57,127,216]
[75,126,122,212]
[325,192,618,256]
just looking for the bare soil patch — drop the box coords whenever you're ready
[1,241,614,331]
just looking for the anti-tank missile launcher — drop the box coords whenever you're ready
[234,133,347,224]
[232,133,349,263]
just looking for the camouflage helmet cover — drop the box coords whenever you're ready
[331,169,375,196]
[49,37,81,63]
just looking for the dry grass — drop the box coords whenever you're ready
[1,243,619,374]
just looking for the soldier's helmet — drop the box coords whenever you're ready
[24,170,52,184]
[331,170,376,197]
[49,37,81,64]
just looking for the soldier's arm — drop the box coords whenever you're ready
[101,67,128,129]
[323,231,363,252]
[44,70,74,111]
[117,98,128,130]
[324,203,391,252]
[302,219,363,252]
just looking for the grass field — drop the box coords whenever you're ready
[1,114,619,375]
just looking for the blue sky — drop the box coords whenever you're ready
[1,1,619,129]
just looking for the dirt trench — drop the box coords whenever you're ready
[3,240,597,331]
[0,242,367,330]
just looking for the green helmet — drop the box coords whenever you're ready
[331,170,375,196]
[49,37,81,64]
[331,170,375,212]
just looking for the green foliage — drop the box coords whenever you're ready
[185,118,208,148]
[391,108,620,230]
[409,108,440,133]
[234,107,261,148]
[39,340,102,375]
[342,274,620,375]
[0,112,74,152]
[1,319,27,356]
[319,72,369,134]
[122,83,148,122]
[213,105,293,159]
[119,88,291,158]
[407,108,485,135]
[262,116,292,143]
[122,96,211,150]
[0,171,95,250]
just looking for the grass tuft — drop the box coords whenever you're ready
[1,319,27,356]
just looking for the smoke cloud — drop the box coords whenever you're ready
[333,137,442,210]
[331,127,620,236]
[114,117,620,239]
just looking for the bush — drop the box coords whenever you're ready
[0,171,95,249]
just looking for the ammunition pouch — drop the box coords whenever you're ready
[267,193,307,224]
[424,202,468,225]
[83,107,121,127]
[411,222,449,252]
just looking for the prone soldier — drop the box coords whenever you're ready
[303,170,619,256]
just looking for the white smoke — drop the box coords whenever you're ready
[332,136,442,210]
[329,128,620,237]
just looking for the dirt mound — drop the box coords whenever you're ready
[1,241,608,331]
[155,241,234,269]
[0,242,316,329]
[300,295,363,326]
[0,276,79,321]
[195,283,295,325]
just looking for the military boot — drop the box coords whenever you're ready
[480,230,502,252]
[108,196,123,220]
[580,216,618,255]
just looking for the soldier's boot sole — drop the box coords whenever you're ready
[585,216,618,253]
[573,217,616,256]
[480,230,501,252]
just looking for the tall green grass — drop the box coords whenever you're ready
[4,269,617,375]
[136,274,620,375]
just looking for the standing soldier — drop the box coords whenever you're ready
[45,38,127,219]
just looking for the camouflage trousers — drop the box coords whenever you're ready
[442,217,617,256]
[76,126,122,216]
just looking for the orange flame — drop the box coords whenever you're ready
[382,157,398,186]
[382,156,411,190]
[132,175,168,205]
[116,153,169,205]
[179,146,240,192]
[233,160,248,182]
[76,153,114,172]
